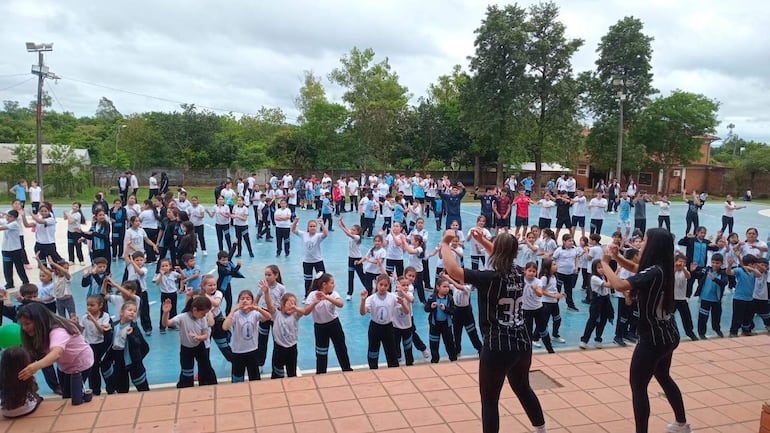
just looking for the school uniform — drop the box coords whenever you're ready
[255,282,286,368]
[229,310,262,382]
[425,292,457,363]
[271,310,302,378]
[697,268,727,337]
[451,283,482,354]
[305,290,352,374]
[101,319,150,393]
[168,312,217,387]
[364,292,400,369]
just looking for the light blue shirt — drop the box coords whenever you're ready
[11,184,26,201]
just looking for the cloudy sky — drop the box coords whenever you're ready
[1,0,768,144]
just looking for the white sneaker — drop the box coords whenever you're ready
[422,350,429,358]
[594,341,603,349]
[579,341,588,349]
[665,422,692,433]
[202,250,208,256]
[533,341,542,348]
[346,294,352,301]
[554,337,566,343]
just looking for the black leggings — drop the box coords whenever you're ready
[478,348,545,433]
[629,340,686,433]
[347,257,365,296]
[302,261,326,296]
[720,215,734,234]
[385,258,403,277]
[177,342,217,388]
[234,225,253,256]
[67,231,85,263]
[103,348,150,393]
[452,305,483,353]
[2,249,29,289]
[215,223,232,252]
[194,225,207,252]
[429,320,457,363]
[256,319,272,367]
[673,299,695,337]
[362,272,379,296]
[144,228,158,262]
[271,344,298,379]
[111,231,124,260]
[697,300,722,336]
[87,341,109,395]
[367,321,399,369]
[685,212,699,235]
[138,291,152,333]
[658,215,671,232]
[231,349,260,382]
[541,302,562,338]
[276,227,291,256]
[556,272,578,309]
[590,218,604,235]
[314,318,352,374]
[524,307,553,353]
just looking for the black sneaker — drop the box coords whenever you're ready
[698,334,707,340]
[613,336,627,346]
[567,306,580,312]
[581,298,591,305]
[715,331,724,338]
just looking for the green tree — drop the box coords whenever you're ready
[524,1,584,189]
[631,90,719,191]
[463,4,531,186]
[733,143,770,190]
[583,16,658,181]
[329,47,409,169]
[45,144,90,197]
[95,97,122,120]
[0,144,36,186]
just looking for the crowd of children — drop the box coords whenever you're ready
[0,171,768,416]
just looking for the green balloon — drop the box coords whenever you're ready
[0,323,23,348]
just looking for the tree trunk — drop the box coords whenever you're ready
[473,154,481,188]
[496,158,504,186]
[534,149,542,196]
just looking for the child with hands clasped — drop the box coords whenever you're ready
[305,272,353,373]
[222,290,272,382]
[162,295,217,387]
[254,265,286,372]
[424,278,457,363]
[360,274,407,369]
[153,259,181,334]
[267,292,317,379]
[36,254,76,317]
[696,253,727,339]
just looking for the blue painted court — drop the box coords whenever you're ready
[54,199,769,388]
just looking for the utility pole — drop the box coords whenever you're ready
[612,77,626,184]
[26,42,57,190]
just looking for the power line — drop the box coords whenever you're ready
[0,76,35,92]
[45,81,67,113]
[0,73,28,78]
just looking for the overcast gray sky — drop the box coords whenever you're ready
[1,0,768,144]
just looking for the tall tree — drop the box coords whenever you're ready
[583,16,657,181]
[329,47,409,170]
[463,4,531,186]
[631,90,719,191]
[524,1,584,189]
[295,71,327,123]
[95,97,122,120]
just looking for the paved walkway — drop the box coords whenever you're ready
[2,334,767,433]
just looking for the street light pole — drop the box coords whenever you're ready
[26,42,55,190]
[115,124,127,153]
[612,77,625,184]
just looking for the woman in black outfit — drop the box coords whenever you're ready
[601,228,689,433]
[440,230,547,433]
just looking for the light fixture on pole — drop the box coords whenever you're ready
[612,77,626,184]
[727,123,736,156]
[26,42,56,190]
[115,124,127,153]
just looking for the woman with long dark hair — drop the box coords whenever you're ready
[16,303,94,401]
[601,228,689,433]
[440,230,547,433]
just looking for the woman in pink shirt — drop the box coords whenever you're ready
[17,303,94,401]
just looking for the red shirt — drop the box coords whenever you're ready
[495,195,511,217]
[514,195,531,218]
